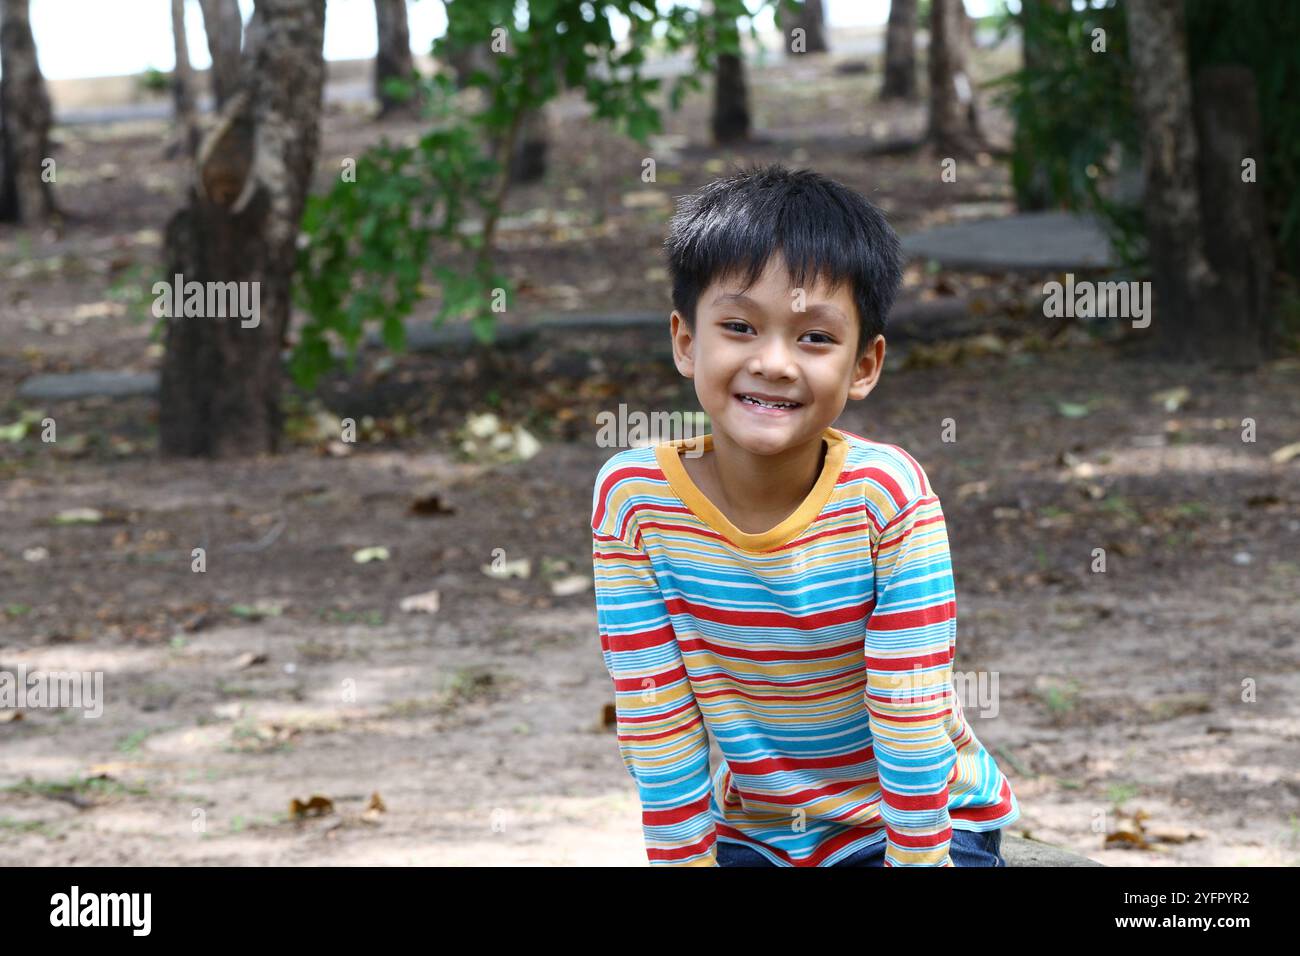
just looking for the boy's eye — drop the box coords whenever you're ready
[721,320,835,344]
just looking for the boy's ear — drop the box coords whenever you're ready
[670,311,695,378]
[847,333,885,401]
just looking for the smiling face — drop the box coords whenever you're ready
[670,251,886,458]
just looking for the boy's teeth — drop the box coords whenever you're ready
[741,394,797,408]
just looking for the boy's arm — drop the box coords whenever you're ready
[864,491,960,867]
[592,528,717,866]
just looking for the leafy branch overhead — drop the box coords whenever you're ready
[292,0,778,392]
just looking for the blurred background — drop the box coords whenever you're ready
[0,0,1297,866]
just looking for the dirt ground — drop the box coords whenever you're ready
[2,43,1299,866]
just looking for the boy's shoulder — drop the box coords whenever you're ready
[591,443,669,541]
[833,428,936,525]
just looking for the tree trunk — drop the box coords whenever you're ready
[712,52,750,144]
[926,0,982,157]
[158,0,327,458]
[374,0,421,117]
[0,0,55,224]
[1193,65,1275,366]
[881,0,917,99]
[169,0,200,157]
[1123,0,1214,361]
[199,0,243,109]
[502,105,547,184]
[779,0,828,55]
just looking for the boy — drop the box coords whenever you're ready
[591,163,1020,866]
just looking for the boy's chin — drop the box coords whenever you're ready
[713,416,826,458]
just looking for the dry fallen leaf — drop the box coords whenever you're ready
[1270,442,1300,464]
[398,589,441,614]
[289,795,335,819]
[482,558,531,580]
[361,791,387,825]
[409,493,454,516]
[1149,386,1191,412]
[549,574,592,597]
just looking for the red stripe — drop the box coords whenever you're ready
[726,744,875,777]
[675,633,869,664]
[867,602,956,632]
[882,824,952,851]
[864,646,952,669]
[666,595,869,630]
[643,795,710,826]
[695,677,866,705]
[645,828,715,863]
[881,790,950,813]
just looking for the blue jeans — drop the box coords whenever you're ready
[716,827,1007,867]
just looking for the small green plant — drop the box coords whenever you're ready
[318,608,385,627]
[137,66,170,95]
[4,775,150,801]
[1106,781,1141,806]
[0,817,57,838]
[116,729,155,754]
[1099,495,1141,524]
[106,263,166,342]
[1036,678,1082,717]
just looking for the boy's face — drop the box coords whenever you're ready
[669,252,886,458]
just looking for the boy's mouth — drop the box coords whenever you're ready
[735,392,803,414]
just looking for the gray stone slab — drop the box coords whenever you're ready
[1004,834,1105,867]
[18,371,159,400]
[362,321,537,352]
[902,211,1118,272]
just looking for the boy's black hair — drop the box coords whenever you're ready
[663,162,903,359]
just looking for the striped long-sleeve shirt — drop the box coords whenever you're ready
[592,425,1020,866]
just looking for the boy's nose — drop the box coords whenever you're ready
[748,340,797,380]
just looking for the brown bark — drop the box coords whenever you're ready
[710,8,750,146]
[502,105,547,184]
[1123,0,1213,360]
[926,0,982,157]
[199,0,243,109]
[778,0,828,55]
[1193,65,1275,367]
[881,0,917,100]
[374,0,421,117]
[159,0,327,458]
[0,0,55,224]
[169,0,200,157]
[712,52,750,145]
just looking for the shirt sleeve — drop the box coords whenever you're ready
[864,491,960,867]
[592,526,718,866]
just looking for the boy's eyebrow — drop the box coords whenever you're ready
[712,293,849,325]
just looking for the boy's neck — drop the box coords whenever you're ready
[701,429,829,526]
